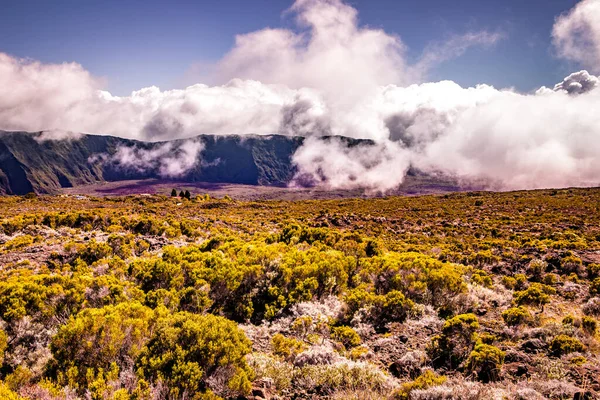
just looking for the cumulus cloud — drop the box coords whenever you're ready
[552,0,600,73]
[552,70,599,94]
[0,0,600,192]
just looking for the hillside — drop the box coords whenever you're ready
[0,131,325,194]
[0,189,598,399]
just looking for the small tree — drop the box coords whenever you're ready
[171,188,177,197]
[184,190,191,200]
[179,190,185,198]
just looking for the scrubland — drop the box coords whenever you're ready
[0,188,598,399]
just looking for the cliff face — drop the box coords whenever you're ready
[0,131,314,194]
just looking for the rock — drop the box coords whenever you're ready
[520,338,547,353]
[503,362,529,379]
[573,392,593,400]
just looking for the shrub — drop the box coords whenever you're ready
[331,326,362,349]
[581,316,597,334]
[590,278,600,297]
[562,315,575,326]
[49,302,154,390]
[470,269,493,288]
[501,276,517,290]
[465,343,505,382]
[3,234,35,250]
[136,312,252,398]
[587,263,600,279]
[502,306,531,326]
[513,283,556,307]
[0,382,23,400]
[371,290,416,328]
[549,335,585,356]
[271,334,306,361]
[0,328,7,365]
[429,314,479,369]
[393,370,447,400]
[527,259,547,281]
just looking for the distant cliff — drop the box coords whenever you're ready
[0,131,374,195]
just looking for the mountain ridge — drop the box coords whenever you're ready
[0,130,371,195]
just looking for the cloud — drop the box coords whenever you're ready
[417,85,600,189]
[0,0,599,192]
[291,137,411,191]
[552,70,599,94]
[34,130,83,143]
[552,0,600,73]
[416,31,505,72]
[98,139,204,178]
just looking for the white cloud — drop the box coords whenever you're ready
[552,0,600,73]
[0,0,599,192]
[101,139,204,178]
[34,130,83,143]
[552,70,599,94]
[291,137,411,191]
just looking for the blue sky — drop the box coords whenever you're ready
[0,0,581,94]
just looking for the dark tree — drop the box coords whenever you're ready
[179,191,185,198]
[184,190,191,200]
[171,189,177,197]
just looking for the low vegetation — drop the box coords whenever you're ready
[0,188,598,399]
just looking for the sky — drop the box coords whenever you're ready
[1,0,600,192]
[0,0,580,94]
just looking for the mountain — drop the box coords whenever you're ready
[0,131,369,195]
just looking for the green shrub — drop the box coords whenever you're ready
[465,343,505,382]
[502,306,531,326]
[582,316,597,335]
[271,334,306,361]
[428,314,479,369]
[0,382,23,400]
[0,328,7,366]
[501,276,517,290]
[587,263,600,279]
[331,326,362,349]
[549,335,585,356]
[591,278,600,297]
[136,312,252,398]
[513,283,556,307]
[49,302,154,390]
[393,370,446,400]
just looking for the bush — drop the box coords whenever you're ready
[428,314,479,369]
[372,290,416,328]
[0,382,23,400]
[582,316,597,334]
[393,370,446,400]
[590,278,600,297]
[465,343,505,382]
[501,276,517,290]
[549,335,585,356]
[331,326,362,349]
[0,328,7,365]
[49,302,154,390]
[272,333,306,361]
[513,283,556,307]
[136,312,252,398]
[502,306,531,326]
